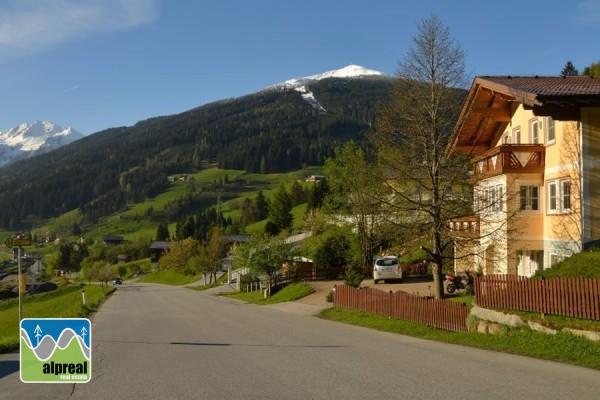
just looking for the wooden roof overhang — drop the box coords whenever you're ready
[446,76,600,158]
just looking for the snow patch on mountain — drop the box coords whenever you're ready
[267,64,385,112]
[278,64,384,89]
[0,121,84,167]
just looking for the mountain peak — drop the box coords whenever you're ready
[264,65,385,113]
[0,120,84,167]
[273,64,385,90]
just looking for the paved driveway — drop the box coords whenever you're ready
[296,276,436,307]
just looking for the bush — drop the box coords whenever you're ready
[325,290,334,303]
[342,265,363,288]
[534,249,600,279]
[0,285,16,300]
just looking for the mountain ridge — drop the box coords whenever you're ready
[0,121,84,167]
[0,65,403,230]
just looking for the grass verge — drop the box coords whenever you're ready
[224,282,600,369]
[222,282,315,304]
[0,284,114,354]
[318,307,600,370]
[187,273,229,291]
[137,269,200,285]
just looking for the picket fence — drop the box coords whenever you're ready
[332,284,468,332]
[474,275,600,320]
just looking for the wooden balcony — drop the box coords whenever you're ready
[472,144,545,177]
[448,216,480,238]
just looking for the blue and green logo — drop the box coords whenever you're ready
[20,318,91,383]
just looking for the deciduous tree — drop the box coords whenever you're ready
[232,234,294,296]
[324,141,383,269]
[369,14,471,299]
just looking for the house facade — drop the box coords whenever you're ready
[447,76,600,276]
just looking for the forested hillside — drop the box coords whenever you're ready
[0,76,394,230]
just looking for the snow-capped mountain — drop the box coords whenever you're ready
[268,64,385,112]
[276,64,384,88]
[0,121,84,167]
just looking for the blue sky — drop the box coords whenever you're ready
[1,0,599,135]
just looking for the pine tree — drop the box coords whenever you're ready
[268,185,293,233]
[561,61,579,76]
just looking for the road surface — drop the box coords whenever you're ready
[2,282,600,399]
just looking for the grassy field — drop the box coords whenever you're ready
[38,166,323,242]
[0,284,114,353]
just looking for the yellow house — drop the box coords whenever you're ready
[447,76,600,276]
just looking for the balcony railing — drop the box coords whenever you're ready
[472,144,545,177]
[448,216,480,238]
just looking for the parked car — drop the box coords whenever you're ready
[113,277,122,285]
[373,256,402,284]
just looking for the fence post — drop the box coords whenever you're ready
[332,284,337,307]
[540,276,545,319]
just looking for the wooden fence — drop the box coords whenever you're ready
[332,285,468,332]
[474,275,600,320]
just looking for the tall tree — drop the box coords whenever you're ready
[267,185,293,234]
[156,222,170,241]
[561,61,579,76]
[369,14,472,299]
[204,227,229,284]
[255,190,269,221]
[582,61,600,76]
[324,141,383,269]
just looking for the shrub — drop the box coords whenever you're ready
[534,249,600,279]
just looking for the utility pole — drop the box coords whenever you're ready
[7,234,32,322]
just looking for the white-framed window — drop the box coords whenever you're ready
[546,117,555,144]
[547,179,571,214]
[502,132,510,144]
[517,250,544,276]
[480,184,504,213]
[519,185,539,211]
[530,119,539,144]
[512,127,521,144]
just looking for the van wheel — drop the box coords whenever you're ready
[374,279,378,284]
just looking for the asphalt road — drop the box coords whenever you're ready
[2,282,600,400]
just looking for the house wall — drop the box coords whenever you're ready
[473,106,589,275]
[581,109,600,249]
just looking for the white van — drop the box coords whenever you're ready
[373,256,402,284]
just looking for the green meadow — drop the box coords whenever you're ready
[0,284,113,353]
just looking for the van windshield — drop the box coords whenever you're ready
[376,259,398,267]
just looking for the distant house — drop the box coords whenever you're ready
[305,175,325,182]
[117,254,130,263]
[103,235,125,245]
[168,175,189,183]
[149,241,172,263]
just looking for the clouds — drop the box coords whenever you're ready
[0,0,159,59]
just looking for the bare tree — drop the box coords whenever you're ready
[369,14,471,299]
[204,227,229,284]
[550,121,582,254]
